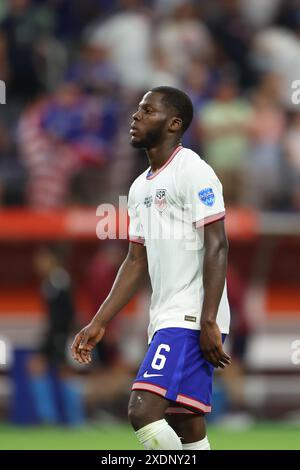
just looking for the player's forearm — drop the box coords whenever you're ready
[200,240,228,325]
[91,254,148,327]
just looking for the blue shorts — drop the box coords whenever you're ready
[132,327,226,414]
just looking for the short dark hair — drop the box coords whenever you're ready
[150,86,194,134]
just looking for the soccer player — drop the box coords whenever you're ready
[71,86,231,450]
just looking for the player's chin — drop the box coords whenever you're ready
[130,136,146,148]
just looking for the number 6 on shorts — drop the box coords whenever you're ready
[151,344,171,370]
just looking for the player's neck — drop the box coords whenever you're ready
[146,141,182,173]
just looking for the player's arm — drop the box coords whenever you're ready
[71,242,148,364]
[198,219,231,368]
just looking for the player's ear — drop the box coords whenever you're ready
[169,117,182,133]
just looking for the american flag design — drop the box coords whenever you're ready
[155,189,167,212]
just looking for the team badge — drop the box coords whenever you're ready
[198,187,215,207]
[155,189,167,212]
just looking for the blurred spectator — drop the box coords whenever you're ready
[0,118,25,205]
[181,59,216,151]
[221,263,252,412]
[67,42,120,95]
[0,0,65,100]
[207,0,254,88]
[32,244,75,369]
[147,46,180,89]
[85,0,152,90]
[275,0,300,34]
[18,92,77,209]
[285,112,300,210]
[199,74,252,203]
[0,1,8,22]
[153,0,186,17]
[48,0,104,41]
[81,242,148,420]
[182,59,215,110]
[18,82,119,208]
[241,73,286,209]
[240,0,281,29]
[0,25,9,84]
[83,241,126,366]
[252,27,300,108]
[27,244,84,425]
[155,1,213,77]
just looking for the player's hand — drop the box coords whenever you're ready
[200,320,231,368]
[71,322,105,365]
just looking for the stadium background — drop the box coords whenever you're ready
[0,0,300,450]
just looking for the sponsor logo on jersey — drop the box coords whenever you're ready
[155,189,167,212]
[198,187,215,207]
[143,371,164,378]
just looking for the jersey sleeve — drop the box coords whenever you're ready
[127,184,145,245]
[180,155,226,228]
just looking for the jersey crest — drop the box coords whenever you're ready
[155,189,167,212]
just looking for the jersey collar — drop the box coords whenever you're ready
[146,145,183,180]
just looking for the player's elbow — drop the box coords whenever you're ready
[217,237,229,257]
[220,236,229,253]
[126,252,148,278]
[205,237,229,263]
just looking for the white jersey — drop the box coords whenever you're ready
[128,146,230,342]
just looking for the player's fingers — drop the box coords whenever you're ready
[76,345,87,363]
[214,348,231,368]
[219,348,231,360]
[221,352,231,362]
[71,333,84,362]
[71,333,81,354]
[220,353,231,366]
[80,349,91,364]
[204,350,219,368]
[217,361,229,369]
[215,351,231,364]
[76,346,89,364]
[220,355,231,365]
[75,352,84,364]
[78,332,89,350]
[86,352,92,364]
[214,346,231,364]
[83,348,92,363]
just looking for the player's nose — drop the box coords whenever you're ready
[132,109,141,121]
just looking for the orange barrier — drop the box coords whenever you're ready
[0,207,258,240]
[1,207,299,320]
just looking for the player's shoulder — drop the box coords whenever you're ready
[179,147,216,177]
[128,168,149,199]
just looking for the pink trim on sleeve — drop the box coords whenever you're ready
[129,237,145,245]
[195,211,225,229]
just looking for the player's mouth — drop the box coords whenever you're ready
[130,125,140,136]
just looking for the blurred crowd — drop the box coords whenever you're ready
[0,0,300,210]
